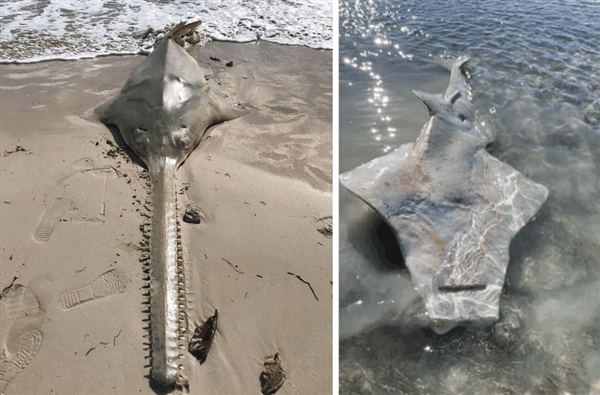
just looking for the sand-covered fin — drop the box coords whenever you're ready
[147,157,185,385]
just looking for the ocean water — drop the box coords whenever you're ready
[0,0,332,63]
[339,0,600,394]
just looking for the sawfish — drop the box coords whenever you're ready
[340,58,549,334]
[95,22,246,385]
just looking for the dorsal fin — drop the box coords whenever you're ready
[169,21,202,39]
[413,90,445,116]
[445,57,470,101]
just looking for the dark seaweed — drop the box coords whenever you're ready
[188,310,218,364]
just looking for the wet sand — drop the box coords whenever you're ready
[0,41,332,394]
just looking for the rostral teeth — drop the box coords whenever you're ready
[139,160,181,385]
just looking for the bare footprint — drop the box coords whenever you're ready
[56,269,127,309]
[0,285,43,394]
[52,157,96,185]
[33,198,72,242]
[316,216,333,238]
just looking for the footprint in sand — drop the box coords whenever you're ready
[56,269,127,309]
[0,285,43,394]
[52,157,96,185]
[53,158,119,186]
[33,198,72,242]
[316,216,333,238]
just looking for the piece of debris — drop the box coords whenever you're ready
[144,27,155,37]
[3,145,31,156]
[288,273,319,301]
[316,216,333,238]
[260,353,285,395]
[183,206,201,224]
[226,61,234,67]
[222,258,244,274]
[187,31,202,45]
[210,56,221,62]
[188,310,218,364]
[113,329,122,346]
[0,276,18,300]
[143,21,205,49]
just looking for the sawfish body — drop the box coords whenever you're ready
[95,22,246,385]
[341,58,549,334]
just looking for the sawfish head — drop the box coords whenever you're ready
[95,22,247,174]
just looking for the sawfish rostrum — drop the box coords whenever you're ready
[95,22,246,385]
[340,58,549,334]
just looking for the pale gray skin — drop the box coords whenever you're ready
[340,58,549,334]
[96,22,245,172]
[95,22,246,385]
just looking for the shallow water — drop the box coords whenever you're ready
[0,0,332,63]
[340,0,600,394]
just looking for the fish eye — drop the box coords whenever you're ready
[136,138,146,150]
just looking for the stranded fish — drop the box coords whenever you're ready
[95,21,246,384]
[340,58,548,334]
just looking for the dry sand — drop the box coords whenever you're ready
[0,41,332,394]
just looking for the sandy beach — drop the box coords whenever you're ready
[0,41,332,394]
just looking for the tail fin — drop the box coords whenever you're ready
[169,21,202,40]
[445,57,471,102]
